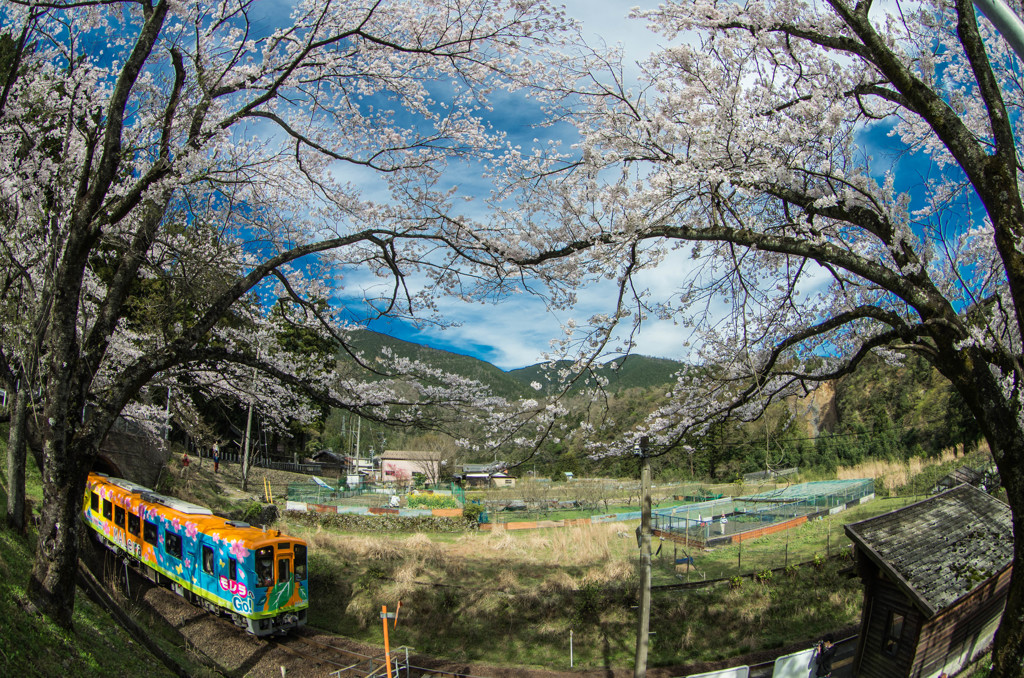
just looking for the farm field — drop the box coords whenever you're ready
[0,439,994,676]
[279,493,917,672]
[191,453,983,672]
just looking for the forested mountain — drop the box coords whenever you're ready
[325,332,982,481]
[345,330,532,399]
[346,330,685,397]
[506,355,685,395]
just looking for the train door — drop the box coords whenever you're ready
[103,496,128,552]
[275,542,308,603]
[125,507,143,560]
[198,541,219,605]
[277,545,291,588]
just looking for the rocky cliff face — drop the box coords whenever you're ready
[788,381,837,438]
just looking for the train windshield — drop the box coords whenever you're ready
[256,546,274,587]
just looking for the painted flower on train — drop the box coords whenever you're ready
[229,539,249,561]
[185,521,198,539]
[171,517,181,532]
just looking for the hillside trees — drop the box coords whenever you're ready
[485,0,1024,673]
[0,0,583,628]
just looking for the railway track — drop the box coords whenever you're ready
[273,631,404,677]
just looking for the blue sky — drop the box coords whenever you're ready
[360,1,671,370]
[346,1,982,371]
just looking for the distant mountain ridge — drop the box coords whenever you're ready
[347,330,684,398]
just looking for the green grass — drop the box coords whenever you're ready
[283,509,872,671]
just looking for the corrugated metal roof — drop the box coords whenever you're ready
[380,449,437,461]
[844,484,1012,617]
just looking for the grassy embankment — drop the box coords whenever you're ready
[0,436,225,677]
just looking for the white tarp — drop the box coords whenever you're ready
[311,476,332,489]
[684,667,749,678]
[772,647,818,678]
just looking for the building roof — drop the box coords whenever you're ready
[380,449,437,461]
[844,483,1012,618]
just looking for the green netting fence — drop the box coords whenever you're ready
[652,479,875,545]
[286,479,465,507]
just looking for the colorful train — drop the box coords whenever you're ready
[82,471,308,636]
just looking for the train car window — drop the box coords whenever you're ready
[143,519,159,545]
[278,558,290,584]
[294,545,307,581]
[202,546,214,575]
[165,532,182,560]
[127,513,140,536]
[114,505,125,528]
[90,492,99,512]
[256,547,274,587]
[229,559,238,581]
[102,498,113,521]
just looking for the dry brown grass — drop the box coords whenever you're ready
[836,446,963,490]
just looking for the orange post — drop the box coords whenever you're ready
[382,605,393,678]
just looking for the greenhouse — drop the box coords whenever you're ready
[652,479,875,546]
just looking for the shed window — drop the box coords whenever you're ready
[165,532,182,560]
[884,611,905,656]
[114,505,125,528]
[102,498,113,521]
[127,513,140,537]
[143,519,159,545]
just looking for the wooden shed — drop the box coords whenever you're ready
[844,484,1012,678]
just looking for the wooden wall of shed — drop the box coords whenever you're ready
[911,566,1010,678]
[853,550,922,678]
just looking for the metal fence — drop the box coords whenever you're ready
[652,479,875,546]
[287,480,465,507]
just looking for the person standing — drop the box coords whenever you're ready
[815,634,836,677]
[180,451,190,477]
[213,442,220,473]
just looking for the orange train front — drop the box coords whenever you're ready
[83,472,308,636]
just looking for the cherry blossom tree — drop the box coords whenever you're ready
[484,0,1024,673]
[0,0,583,628]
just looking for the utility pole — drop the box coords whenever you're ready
[634,436,652,678]
[241,364,257,492]
[974,0,1024,62]
[241,397,254,491]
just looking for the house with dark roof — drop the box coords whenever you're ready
[931,464,999,495]
[452,463,516,488]
[844,484,1012,678]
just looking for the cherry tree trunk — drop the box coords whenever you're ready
[948,352,1024,677]
[5,387,29,533]
[989,441,1024,677]
[25,435,92,629]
